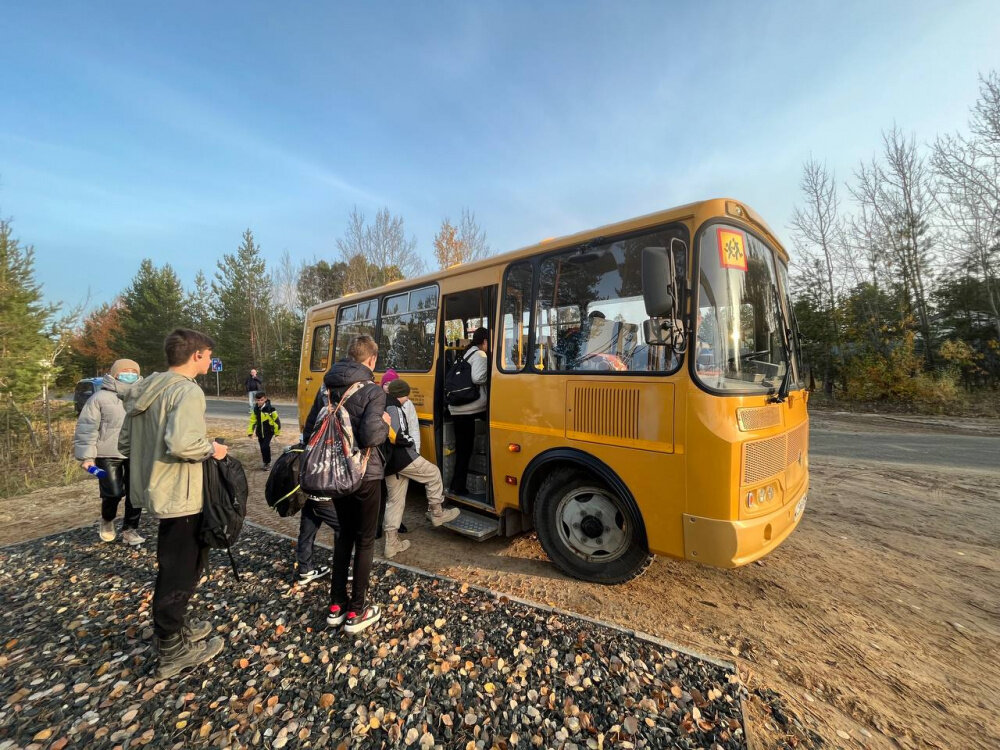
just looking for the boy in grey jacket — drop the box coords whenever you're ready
[73,358,144,546]
[119,329,227,679]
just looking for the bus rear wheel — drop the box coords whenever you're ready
[534,469,653,584]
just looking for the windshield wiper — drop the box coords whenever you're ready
[768,284,792,404]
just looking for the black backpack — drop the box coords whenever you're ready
[201,452,249,580]
[265,444,308,517]
[444,350,480,406]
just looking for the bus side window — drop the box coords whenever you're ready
[501,262,533,372]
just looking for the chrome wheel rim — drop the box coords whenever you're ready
[554,485,630,563]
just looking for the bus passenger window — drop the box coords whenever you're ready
[500,263,533,372]
[533,228,683,373]
[378,285,438,372]
[310,324,331,371]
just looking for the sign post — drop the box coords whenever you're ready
[211,358,223,396]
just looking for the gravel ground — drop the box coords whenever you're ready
[0,521,747,750]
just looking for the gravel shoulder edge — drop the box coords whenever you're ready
[243,519,738,673]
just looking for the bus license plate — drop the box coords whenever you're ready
[794,494,807,521]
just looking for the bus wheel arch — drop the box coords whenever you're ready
[521,450,653,584]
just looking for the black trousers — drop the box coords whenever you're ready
[450,412,481,494]
[258,436,273,465]
[331,479,381,614]
[153,513,209,639]
[95,457,141,529]
[297,499,340,573]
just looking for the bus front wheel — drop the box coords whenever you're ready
[534,469,653,584]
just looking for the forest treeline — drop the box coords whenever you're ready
[789,71,999,411]
[0,205,489,487]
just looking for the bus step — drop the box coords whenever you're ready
[442,510,499,541]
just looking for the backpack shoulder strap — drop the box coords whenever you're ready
[335,380,367,411]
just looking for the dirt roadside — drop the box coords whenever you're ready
[3,416,997,749]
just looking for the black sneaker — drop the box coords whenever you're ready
[344,605,381,634]
[326,603,347,627]
[297,564,330,585]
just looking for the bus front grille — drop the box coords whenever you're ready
[737,406,781,431]
[742,435,787,485]
[741,421,809,485]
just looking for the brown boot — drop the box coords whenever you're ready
[383,530,411,559]
[156,632,224,679]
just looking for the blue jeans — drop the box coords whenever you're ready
[296,500,340,573]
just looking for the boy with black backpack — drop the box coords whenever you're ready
[300,334,389,633]
[446,327,490,495]
[118,329,226,678]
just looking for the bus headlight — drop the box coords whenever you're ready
[746,491,756,508]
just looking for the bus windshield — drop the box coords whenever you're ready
[695,224,802,394]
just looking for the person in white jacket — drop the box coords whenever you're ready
[447,327,489,495]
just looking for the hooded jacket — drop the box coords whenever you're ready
[384,394,420,475]
[248,399,281,440]
[302,360,388,481]
[118,371,214,518]
[73,374,130,460]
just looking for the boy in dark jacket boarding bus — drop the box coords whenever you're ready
[301,334,389,634]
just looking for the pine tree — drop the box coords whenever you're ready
[115,259,186,373]
[213,229,272,390]
[0,218,57,445]
[185,271,217,337]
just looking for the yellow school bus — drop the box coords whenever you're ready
[298,198,808,583]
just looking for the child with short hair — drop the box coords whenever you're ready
[382,379,460,558]
[247,392,280,470]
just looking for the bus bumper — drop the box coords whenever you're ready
[682,485,808,568]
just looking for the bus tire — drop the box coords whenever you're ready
[534,468,653,585]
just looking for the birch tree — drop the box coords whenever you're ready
[849,127,939,368]
[790,159,846,393]
[336,207,423,293]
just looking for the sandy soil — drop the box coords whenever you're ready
[4,415,997,749]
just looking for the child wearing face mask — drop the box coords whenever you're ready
[73,358,145,545]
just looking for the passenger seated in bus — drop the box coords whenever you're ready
[447,327,489,495]
[381,379,461,558]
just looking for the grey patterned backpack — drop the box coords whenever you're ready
[300,382,371,498]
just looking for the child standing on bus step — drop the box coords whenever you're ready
[382,379,460,558]
[247,392,281,470]
[73,358,145,546]
[448,327,490,495]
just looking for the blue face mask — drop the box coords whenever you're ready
[117,372,139,384]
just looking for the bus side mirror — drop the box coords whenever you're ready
[643,318,671,346]
[642,246,674,317]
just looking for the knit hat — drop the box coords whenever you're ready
[386,379,410,398]
[109,358,140,377]
[381,368,399,386]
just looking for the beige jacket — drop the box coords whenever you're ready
[118,371,214,519]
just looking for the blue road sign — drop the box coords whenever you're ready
[211,358,223,372]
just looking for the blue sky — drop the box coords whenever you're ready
[2,1,998,310]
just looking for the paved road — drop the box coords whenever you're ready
[207,399,998,471]
[810,428,998,471]
[206,399,301,425]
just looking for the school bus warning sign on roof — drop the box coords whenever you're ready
[717,227,748,271]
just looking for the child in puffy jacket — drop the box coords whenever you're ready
[247,392,281,470]
[73,358,144,546]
